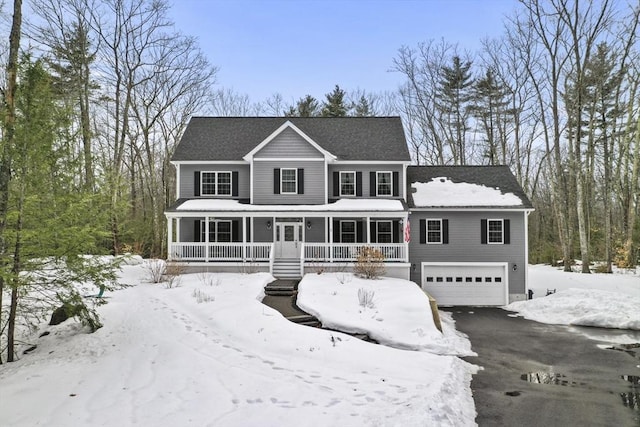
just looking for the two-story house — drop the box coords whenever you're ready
[165,116,533,305]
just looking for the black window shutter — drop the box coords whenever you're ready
[194,171,200,196]
[392,171,399,196]
[393,220,400,243]
[356,172,362,196]
[333,171,339,196]
[481,219,488,244]
[194,220,201,242]
[297,168,304,194]
[356,221,364,243]
[273,169,280,194]
[245,217,251,242]
[443,219,449,244]
[333,220,340,243]
[504,219,510,244]
[232,171,239,197]
[232,220,240,242]
[420,219,426,244]
[370,172,376,196]
[370,221,377,243]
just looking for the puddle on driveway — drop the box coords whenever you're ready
[621,375,639,412]
[520,372,586,387]
[521,372,640,413]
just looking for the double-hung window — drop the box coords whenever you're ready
[281,168,297,194]
[487,219,504,244]
[340,220,356,243]
[340,171,356,196]
[376,221,392,243]
[377,171,392,196]
[200,220,232,242]
[427,219,442,244]
[201,171,232,196]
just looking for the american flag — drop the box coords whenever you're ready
[404,219,411,243]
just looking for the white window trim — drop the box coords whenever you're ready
[201,220,232,242]
[340,220,356,243]
[339,171,356,197]
[280,168,298,194]
[376,220,393,243]
[201,171,232,196]
[426,219,443,244]
[487,219,504,244]
[376,171,393,196]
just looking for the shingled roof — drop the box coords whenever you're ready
[171,116,410,162]
[407,165,534,209]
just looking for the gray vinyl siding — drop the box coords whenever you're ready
[254,127,323,158]
[253,160,325,204]
[179,164,250,199]
[408,210,527,295]
[328,164,404,199]
[304,217,326,243]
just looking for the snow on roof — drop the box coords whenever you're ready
[175,198,405,212]
[411,177,523,207]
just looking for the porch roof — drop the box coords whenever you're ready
[166,198,407,215]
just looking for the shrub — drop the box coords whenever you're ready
[354,246,385,279]
[357,287,376,309]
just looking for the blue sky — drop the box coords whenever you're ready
[170,0,518,104]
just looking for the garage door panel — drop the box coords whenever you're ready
[422,263,507,306]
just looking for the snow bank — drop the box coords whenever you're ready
[504,265,640,330]
[296,273,475,356]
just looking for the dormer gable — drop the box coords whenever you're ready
[243,120,337,162]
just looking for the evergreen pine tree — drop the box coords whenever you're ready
[436,56,474,164]
[284,95,320,117]
[470,68,512,165]
[321,85,349,117]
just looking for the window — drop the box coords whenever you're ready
[281,168,297,194]
[340,171,356,196]
[376,171,392,196]
[340,220,356,243]
[201,171,232,196]
[427,219,442,244]
[200,220,232,242]
[376,221,392,243]
[488,219,503,244]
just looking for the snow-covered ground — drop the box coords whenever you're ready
[0,263,478,427]
[505,264,640,330]
[3,262,638,426]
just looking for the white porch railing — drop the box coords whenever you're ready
[169,243,272,262]
[169,242,407,263]
[304,243,407,262]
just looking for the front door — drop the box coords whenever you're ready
[275,222,302,258]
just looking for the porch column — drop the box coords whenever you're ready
[205,216,210,262]
[242,215,247,261]
[175,219,180,243]
[366,216,371,243]
[167,217,173,260]
[328,216,333,262]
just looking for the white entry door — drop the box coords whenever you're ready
[275,222,302,258]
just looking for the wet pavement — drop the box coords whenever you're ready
[445,307,640,427]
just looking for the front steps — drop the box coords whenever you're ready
[271,258,301,279]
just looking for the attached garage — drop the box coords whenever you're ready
[421,262,508,306]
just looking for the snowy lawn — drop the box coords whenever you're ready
[505,264,640,330]
[297,273,474,356]
[0,263,478,427]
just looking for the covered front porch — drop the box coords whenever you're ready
[165,199,410,277]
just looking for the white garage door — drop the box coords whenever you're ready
[421,263,508,306]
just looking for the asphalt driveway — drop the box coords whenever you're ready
[446,308,640,427]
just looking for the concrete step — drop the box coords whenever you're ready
[264,289,295,296]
